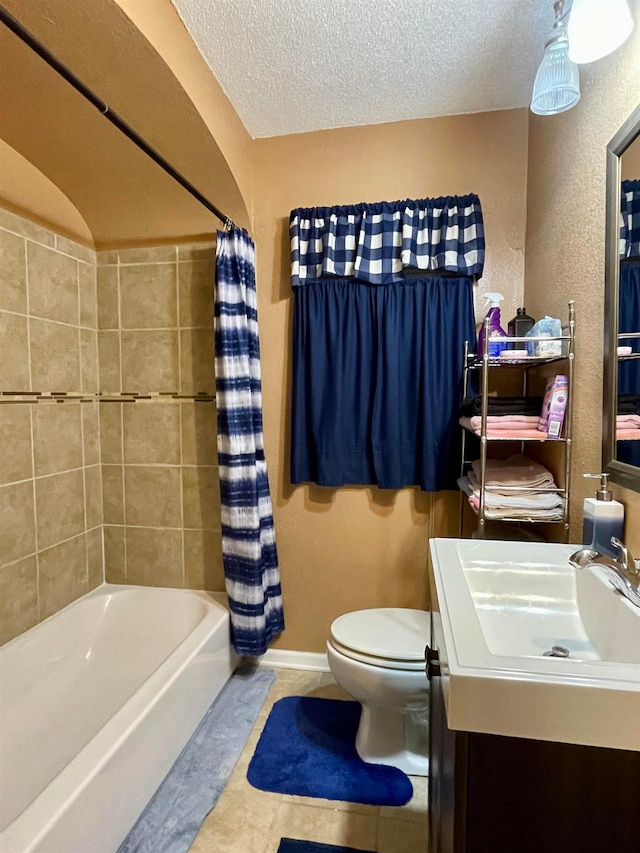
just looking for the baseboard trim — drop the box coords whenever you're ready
[259,649,330,672]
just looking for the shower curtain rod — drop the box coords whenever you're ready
[0,4,235,230]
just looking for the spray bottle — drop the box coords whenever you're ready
[478,293,508,357]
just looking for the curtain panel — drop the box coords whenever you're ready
[214,227,284,655]
[289,195,482,492]
[620,179,640,260]
[290,195,485,287]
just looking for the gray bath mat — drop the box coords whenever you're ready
[117,664,276,853]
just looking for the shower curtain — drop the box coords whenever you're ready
[214,226,284,655]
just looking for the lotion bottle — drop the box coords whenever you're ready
[582,473,624,558]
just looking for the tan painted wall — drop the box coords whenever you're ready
[525,26,640,549]
[253,109,530,652]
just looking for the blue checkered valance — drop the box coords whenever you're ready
[290,194,485,286]
[621,180,640,260]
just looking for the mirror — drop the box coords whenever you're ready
[603,103,640,491]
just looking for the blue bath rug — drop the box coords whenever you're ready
[247,696,413,806]
[278,840,375,853]
[117,665,276,853]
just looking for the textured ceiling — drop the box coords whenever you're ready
[171,0,553,138]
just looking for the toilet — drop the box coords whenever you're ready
[326,607,431,776]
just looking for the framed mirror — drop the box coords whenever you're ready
[603,103,640,491]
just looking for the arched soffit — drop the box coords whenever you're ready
[0,140,94,245]
[0,0,250,247]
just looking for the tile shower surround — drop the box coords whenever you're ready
[0,208,224,645]
[0,208,102,644]
[96,245,223,593]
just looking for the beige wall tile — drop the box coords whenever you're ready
[182,466,220,530]
[82,402,101,466]
[123,402,180,464]
[177,242,215,262]
[0,405,32,485]
[97,331,121,392]
[84,464,103,529]
[125,526,183,587]
[96,249,118,265]
[86,526,103,590]
[121,330,179,393]
[35,469,85,550]
[0,555,38,645]
[119,264,177,329]
[27,243,79,326]
[178,259,214,327]
[104,525,126,583]
[124,466,181,527]
[184,529,224,591]
[118,246,177,264]
[55,235,95,265]
[179,329,215,394]
[38,534,88,620]
[101,465,124,525]
[0,312,30,390]
[80,329,99,393]
[96,266,119,330]
[99,403,122,463]
[30,318,81,391]
[0,209,55,247]
[0,229,27,314]
[0,481,36,566]
[79,262,97,329]
[32,403,83,476]
[181,402,217,465]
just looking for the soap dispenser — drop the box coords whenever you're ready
[582,473,624,558]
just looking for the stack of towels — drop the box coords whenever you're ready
[458,396,544,439]
[617,393,640,440]
[458,454,564,521]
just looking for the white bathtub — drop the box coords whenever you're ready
[0,584,239,853]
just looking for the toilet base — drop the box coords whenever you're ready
[355,704,429,777]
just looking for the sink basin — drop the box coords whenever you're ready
[429,538,640,751]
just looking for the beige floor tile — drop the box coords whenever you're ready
[376,816,429,853]
[207,788,281,827]
[267,802,378,850]
[190,815,269,853]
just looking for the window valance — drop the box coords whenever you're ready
[290,194,485,287]
[621,179,640,260]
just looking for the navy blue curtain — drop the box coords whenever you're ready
[617,261,640,467]
[291,275,476,490]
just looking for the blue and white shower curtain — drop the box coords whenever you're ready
[214,226,284,655]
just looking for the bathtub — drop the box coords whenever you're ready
[0,584,239,853]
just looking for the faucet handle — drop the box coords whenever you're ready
[611,538,640,575]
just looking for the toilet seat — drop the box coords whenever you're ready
[329,608,429,672]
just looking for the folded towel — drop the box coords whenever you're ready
[616,414,640,428]
[466,496,564,521]
[460,417,547,439]
[458,396,543,418]
[465,415,541,430]
[470,454,555,489]
[618,393,640,415]
[468,471,560,500]
[460,476,562,510]
[617,429,640,439]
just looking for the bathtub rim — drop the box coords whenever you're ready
[0,583,232,851]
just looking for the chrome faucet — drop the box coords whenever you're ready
[569,537,640,608]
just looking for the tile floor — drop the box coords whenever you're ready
[188,668,429,853]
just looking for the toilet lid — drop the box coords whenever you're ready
[330,608,430,663]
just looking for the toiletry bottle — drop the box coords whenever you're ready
[478,293,508,358]
[507,307,535,349]
[582,473,624,558]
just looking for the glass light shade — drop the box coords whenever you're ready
[568,0,634,64]
[530,34,581,116]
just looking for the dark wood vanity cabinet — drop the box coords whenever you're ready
[428,611,639,853]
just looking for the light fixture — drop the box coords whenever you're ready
[531,1,580,116]
[568,0,634,64]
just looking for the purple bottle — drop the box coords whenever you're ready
[478,293,507,357]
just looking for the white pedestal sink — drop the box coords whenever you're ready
[429,538,640,751]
